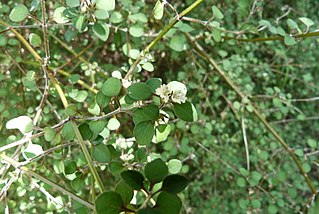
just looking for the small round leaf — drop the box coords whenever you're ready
[93,23,110,41]
[161,175,189,194]
[154,192,182,214]
[133,121,155,145]
[93,144,111,163]
[173,101,197,122]
[102,77,122,97]
[95,191,124,214]
[167,159,182,174]
[9,5,29,22]
[127,82,152,100]
[64,160,77,174]
[115,181,133,205]
[145,159,168,184]
[121,170,144,190]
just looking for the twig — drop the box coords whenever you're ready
[241,110,250,171]
[271,116,319,124]
[18,142,76,166]
[291,96,319,102]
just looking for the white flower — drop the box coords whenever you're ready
[155,84,171,103]
[155,81,188,104]
[167,81,187,104]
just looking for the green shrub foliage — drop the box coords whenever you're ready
[0,0,319,213]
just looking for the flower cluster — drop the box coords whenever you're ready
[155,81,187,104]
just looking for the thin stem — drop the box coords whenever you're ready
[241,110,250,171]
[71,120,105,193]
[228,31,319,43]
[19,142,76,166]
[124,0,205,79]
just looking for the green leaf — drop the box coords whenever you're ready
[29,33,42,47]
[167,159,182,174]
[88,102,100,115]
[96,91,111,109]
[6,115,34,134]
[121,170,145,190]
[212,6,224,19]
[169,35,186,52]
[156,124,171,143]
[44,127,56,142]
[129,24,144,37]
[94,9,109,20]
[133,105,159,124]
[145,159,168,184]
[161,175,189,194]
[237,177,246,187]
[142,62,154,72]
[22,143,43,158]
[93,144,111,162]
[61,122,75,140]
[133,121,155,145]
[102,77,122,97]
[0,35,7,46]
[129,13,148,23]
[284,35,297,46]
[93,23,110,41]
[212,28,221,42]
[71,176,85,192]
[65,104,78,116]
[287,19,298,29]
[154,192,182,214]
[146,78,162,92]
[138,207,160,214]
[64,160,77,174]
[115,181,133,206]
[135,148,147,162]
[75,15,87,32]
[78,123,93,140]
[110,11,123,23]
[109,161,124,175]
[95,0,115,11]
[173,101,197,122]
[153,0,164,20]
[107,118,120,131]
[307,139,317,148]
[69,89,88,102]
[124,94,136,104]
[52,133,62,145]
[89,120,106,135]
[95,191,124,214]
[299,17,314,28]
[276,27,286,36]
[63,7,78,19]
[9,5,29,22]
[22,70,37,91]
[127,82,152,100]
[66,0,80,7]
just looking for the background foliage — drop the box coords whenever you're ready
[0,0,319,213]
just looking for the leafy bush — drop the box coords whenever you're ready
[0,0,318,213]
